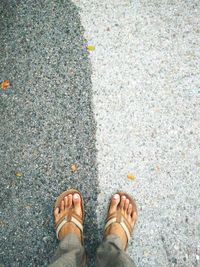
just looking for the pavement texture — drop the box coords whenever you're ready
[0,0,99,266]
[0,0,200,267]
[74,0,200,266]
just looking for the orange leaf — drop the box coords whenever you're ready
[127,173,136,180]
[71,164,77,172]
[1,80,10,89]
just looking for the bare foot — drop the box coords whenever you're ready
[105,194,137,250]
[54,193,83,241]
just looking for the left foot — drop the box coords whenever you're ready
[104,193,137,250]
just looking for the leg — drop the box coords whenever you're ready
[49,190,86,267]
[95,193,137,267]
[95,234,136,267]
[49,233,85,267]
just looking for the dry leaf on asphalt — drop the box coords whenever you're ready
[71,164,77,172]
[1,80,10,89]
[15,171,23,177]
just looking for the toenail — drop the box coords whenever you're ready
[121,195,126,199]
[73,193,79,200]
[113,194,119,199]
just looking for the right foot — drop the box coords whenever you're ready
[105,193,138,250]
[54,192,83,241]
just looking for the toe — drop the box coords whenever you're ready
[127,204,132,215]
[124,199,130,212]
[132,211,138,221]
[73,193,82,216]
[130,211,138,227]
[109,194,120,214]
[68,194,72,208]
[54,207,59,217]
[119,195,126,209]
[60,200,64,211]
[64,196,68,208]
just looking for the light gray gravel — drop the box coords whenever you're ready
[75,0,200,266]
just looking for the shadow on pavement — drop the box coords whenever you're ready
[0,0,99,266]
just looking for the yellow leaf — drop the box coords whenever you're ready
[71,164,77,172]
[15,171,23,177]
[127,173,135,180]
[87,45,95,51]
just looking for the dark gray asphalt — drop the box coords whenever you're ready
[0,1,99,266]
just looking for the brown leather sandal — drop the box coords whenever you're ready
[104,192,137,250]
[54,189,85,245]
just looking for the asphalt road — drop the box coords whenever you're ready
[0,0,99,266]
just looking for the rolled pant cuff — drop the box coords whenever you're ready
[103,234,124,250]
[59,233,82,250]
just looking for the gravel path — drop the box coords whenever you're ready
[1,1,200,267]
[75,0,200,266]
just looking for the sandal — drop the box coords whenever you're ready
[54,188,85,245]
[104,192,137,250]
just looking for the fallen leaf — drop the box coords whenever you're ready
[196,162,200,167]
[15,171,23,177]
[71,164,77,172]
[127,173,136,180]
[155,165,160,172]
[87,45,95,51]
[143,250,149,257]
[1,80,10,89]
[0,220,6,226]
[68,68,75,76]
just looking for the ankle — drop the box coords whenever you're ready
[106,223,127,249]
[59,222,81,240]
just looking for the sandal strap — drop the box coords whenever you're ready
[56,210,83,228]
[105,215,131,243]
[56,215,83,239]
[106,212,132,233]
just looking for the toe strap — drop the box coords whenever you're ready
[105,216,131,243]
[56,215,83,239]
